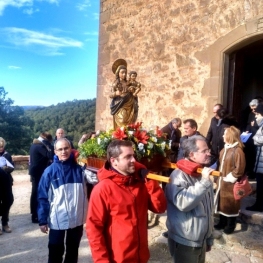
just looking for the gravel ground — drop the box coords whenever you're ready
[0,170,172,263]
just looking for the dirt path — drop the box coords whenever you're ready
[0,170,171,263]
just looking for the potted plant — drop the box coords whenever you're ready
[78,122,170,171]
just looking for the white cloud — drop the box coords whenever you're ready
[8,65,21,69]
[0,27,83,56]
[76,0,91,11]
[0,0,59,16]
[23,7,39,15]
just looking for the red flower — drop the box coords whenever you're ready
[134,122,143,130]
[134,130,149,144]
[112,128,127,140]
[128,122,142,131]
[155,126,163,137]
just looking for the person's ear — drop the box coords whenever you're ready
[110,157,117,166]
[189,152,195,159]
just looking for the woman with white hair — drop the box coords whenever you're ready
[244,98,262,179]
[0,137,14,235]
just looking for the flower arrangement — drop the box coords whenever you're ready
[79,122,170,161]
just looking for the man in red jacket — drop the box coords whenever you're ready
[86,140,167,263]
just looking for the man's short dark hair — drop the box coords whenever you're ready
[107,140,133,162]
[182,135,207,158]
[217,107,229,119]
[183,119,198,130]
[214,103,223,109]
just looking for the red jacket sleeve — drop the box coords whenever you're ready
[86,185,110,263]
[145,179,167,213]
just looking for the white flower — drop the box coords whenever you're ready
[128,131,134,135]
[161,141,166,150]
[148,142,154,149]
[152,137,157,143]
[97,138,101,145]
[138,143,144,151]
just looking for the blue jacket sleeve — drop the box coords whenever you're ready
[37,169,51,226]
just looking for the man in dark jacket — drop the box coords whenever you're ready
[29,132,54,223]
[0,137,14,234]
[54,128,74,149]
[206,104,223,160]
[177,119,201,161]
[161,118,182,163]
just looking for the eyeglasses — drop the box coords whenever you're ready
[196,149,211,154]
[56,147,70,152]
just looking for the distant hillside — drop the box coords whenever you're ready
[25,99,96,148]
[22,105,45,110]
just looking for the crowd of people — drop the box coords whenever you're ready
[0,97,263,263]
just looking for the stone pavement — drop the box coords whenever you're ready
[0,170,170,263]
[1,171,263,263]
[151,180,263,263]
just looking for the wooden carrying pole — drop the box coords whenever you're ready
[146,160,220,183]
[82,158,220,184]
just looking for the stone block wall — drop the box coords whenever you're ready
[12,155,29,170]
[96,0,263,134]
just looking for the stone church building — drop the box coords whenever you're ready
[95,0,263,135]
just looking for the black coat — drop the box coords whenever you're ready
[29,139,54,179]
[161,122,181,162]
[0,151,14,217]
[206,116,239,160]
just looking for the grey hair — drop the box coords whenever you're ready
[0,137,7,148]
[182,135,207,158]
[249,99,258,107]
[54,138,71,150]
[171,118,182,124]
[107,140,133,162]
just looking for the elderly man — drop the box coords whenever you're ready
[161,118,182,163]
[166,135,214,263]
[38,138,87,263]
[86,140,167,263]
[54,128,74,148]
[177,119,201,161]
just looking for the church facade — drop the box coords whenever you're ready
[95,0,263,134]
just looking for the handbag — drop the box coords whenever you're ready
[230,148,252,200]
[233,175,252,200]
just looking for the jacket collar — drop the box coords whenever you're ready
[224,141,238,149]
[176,159,203,177]
[98,161,148,185]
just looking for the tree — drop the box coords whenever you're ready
[25,98,96,148]
[0,87,34,154]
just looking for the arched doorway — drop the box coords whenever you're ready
[223,38,263,130]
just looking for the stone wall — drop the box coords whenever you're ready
[96,0,263,134]
[12,155,29,170]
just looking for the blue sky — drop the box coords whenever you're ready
[0,0,99,106]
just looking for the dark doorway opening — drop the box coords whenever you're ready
[224,38,263,131]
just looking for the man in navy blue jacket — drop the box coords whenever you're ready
[38,138,87,263]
